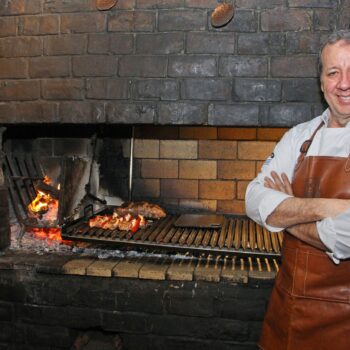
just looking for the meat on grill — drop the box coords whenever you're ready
[115,201,166,219]
[88,213,147,232]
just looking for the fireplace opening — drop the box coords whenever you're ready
[0,124,283,264]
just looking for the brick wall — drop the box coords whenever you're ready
[130,125,287,214]
[0,0,347,126]
[0,251,274,350]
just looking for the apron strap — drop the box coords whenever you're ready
[295,121,324,170]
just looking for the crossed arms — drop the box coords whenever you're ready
[264,171,350,251]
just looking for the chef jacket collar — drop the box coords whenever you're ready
[322,109,350,128]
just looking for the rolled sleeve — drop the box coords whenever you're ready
[245,126,298,232]
[245,181,292,232]
[259,190,292,232]
[317,208,350,262]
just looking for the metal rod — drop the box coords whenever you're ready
[128,126,135,202]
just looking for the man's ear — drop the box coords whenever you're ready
[320,78,324,92]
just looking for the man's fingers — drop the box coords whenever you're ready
[264,177,278,190]
[264,171,294,196]
[281,172,294,195]
[270,171,286,192]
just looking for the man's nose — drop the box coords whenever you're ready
[338,71,350,90]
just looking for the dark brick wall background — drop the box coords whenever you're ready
[0,0,348,127]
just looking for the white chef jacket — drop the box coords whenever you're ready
[245,109,350,263]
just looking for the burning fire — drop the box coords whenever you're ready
[27,176,66,244]
[28,176,58,214]
[28,190,54,213]
[30,227,63,243]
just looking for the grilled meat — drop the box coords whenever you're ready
[115,201,166,219]
[88,212,147,232]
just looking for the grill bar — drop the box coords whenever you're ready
[62,214,283,258]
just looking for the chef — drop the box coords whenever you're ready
[245,30,350,350]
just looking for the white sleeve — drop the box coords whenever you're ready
[245,129,297,232]
[317,208,350,262]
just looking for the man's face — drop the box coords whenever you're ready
[320,40,350,127]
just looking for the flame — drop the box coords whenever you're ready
[43,175,51,185]
[27,176,67,244]
[28,190,52,213]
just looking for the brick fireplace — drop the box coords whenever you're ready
[0,0,347,349]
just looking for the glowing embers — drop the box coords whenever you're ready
[29,227,63,243]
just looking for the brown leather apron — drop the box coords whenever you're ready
[259,122,350,350]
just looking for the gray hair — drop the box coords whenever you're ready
[318,30,350,74]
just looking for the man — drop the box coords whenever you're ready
[245,30,350,350]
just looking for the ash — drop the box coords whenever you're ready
[9,223,191,261]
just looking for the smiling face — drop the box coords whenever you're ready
[320,40,350,127]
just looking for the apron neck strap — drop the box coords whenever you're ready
[295,121,324,169]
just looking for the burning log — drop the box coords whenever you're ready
[34,179,60,199]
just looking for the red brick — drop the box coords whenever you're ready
[86,78,129,99]
[15,102,59,123]
[161,179,198,199]
[19,15,59,35]
[0,0,41,15]
[160,140,197,159]
[261,8,312,32]
[198,140,237,160]
[0,58,27,78]
[256,161,265,175]
[59,101,105,123]
[179,160,216,179]
[257,128,288,141]
[271,56,318,78]
[218,160,256,180]
[72,55,117,77]
[141,159,178,179]
[134,139,159,158]
[0,103,16,123]
[218,127,257,140]
[0,37,42,57]
[42,79,84,100]
[29,57,70,78]
[185,0,217,7]
[179,126,217,139]
[44,35,87,55]
[43,1,96,12]
[217,200,246,215]
[137,0,183,8]
[0,17,17,37]
[0,80,40,101]
[238,141,275,160]
[108,11,155,32]
[61,13,106,33]
[237,181,249,200]
[115,0,136,9]
[199,180,235,200]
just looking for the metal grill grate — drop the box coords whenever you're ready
[62,214,283,258]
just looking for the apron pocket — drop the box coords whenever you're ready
[304,252,350,303]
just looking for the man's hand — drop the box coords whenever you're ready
[264,171,293,196]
